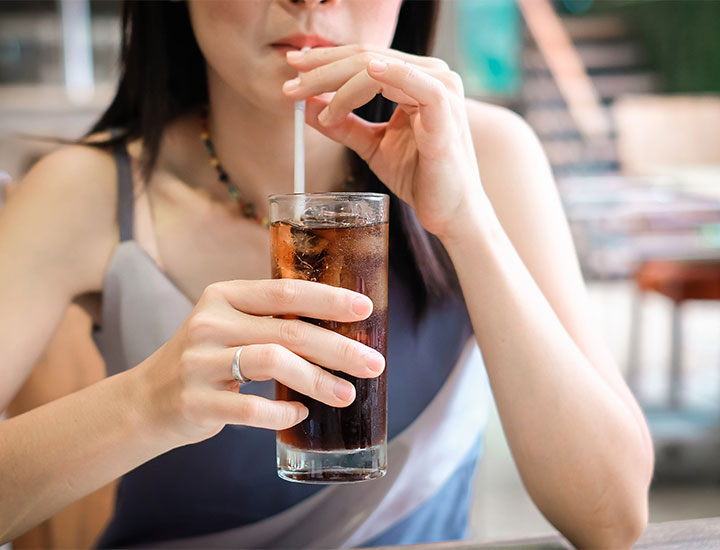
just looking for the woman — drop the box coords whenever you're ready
[0,0,653,547]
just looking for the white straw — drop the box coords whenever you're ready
[293,100,305,194]
[293,46,311,195]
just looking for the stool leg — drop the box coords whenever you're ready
[626,288,643,400]
[669,301,683,410]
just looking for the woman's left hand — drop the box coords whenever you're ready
[283,45,484,240]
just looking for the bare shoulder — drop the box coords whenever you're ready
[463,98,552,193]
[23,141,116,192]
[463,98,528,127]
[4,143,119,294]
[464,99,543,161]
[22,143,118,231]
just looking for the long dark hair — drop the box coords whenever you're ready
[88,0,461,318]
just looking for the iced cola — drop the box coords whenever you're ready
[269,193,389,483]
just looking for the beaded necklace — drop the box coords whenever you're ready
[199,110,270,227]
[199,108,354,228]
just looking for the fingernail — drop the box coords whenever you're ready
[286,50,303,61]
[317,107,330,125]
[366,351,385,374]
[334,380,355,402]
[368,59,388,73]
[351,295,371,316]
[283,78,300,93]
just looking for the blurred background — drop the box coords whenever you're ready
[1,0,719,546]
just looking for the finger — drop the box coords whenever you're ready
[286,45,448,73]
[206,279,373,321]
[235,317,385,377]
[183,309,383,378]
[305,97,385,164]
[366,59,451,133]
[239,344,358,408]
[283,54,368,99]
[315,69,418,127]
[182,308,383,380]
[283,53,417,105]
[206,391,309,431]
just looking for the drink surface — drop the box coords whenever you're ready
[270,220,389,451]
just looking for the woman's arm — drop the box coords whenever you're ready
[7,303,118,549]
[0,365,166,543]
[287,46,653,548]
[3,167,117,548]
[0,145,141,542]
[440,102,653,548]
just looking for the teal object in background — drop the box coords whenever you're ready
[455,0,522,97]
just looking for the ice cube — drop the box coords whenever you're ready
[301,206,361,228]
[320,261,343,288]
[290,224,329,257]
[290,226,329,282]
[299,205,330,227]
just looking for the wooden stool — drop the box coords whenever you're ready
[627,259,720,409]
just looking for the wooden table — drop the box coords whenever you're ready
[368,517,720,549]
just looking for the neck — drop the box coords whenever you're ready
[203,70,350,213]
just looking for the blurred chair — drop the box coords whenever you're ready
[613,94,720,407]
[614,95,720,483]
[629,259,720,409]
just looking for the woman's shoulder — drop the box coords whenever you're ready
[463,98,540,154]
[29,137,117,186]
[12,140,121,293]
[463,98,548,186]
[25,140,118,228]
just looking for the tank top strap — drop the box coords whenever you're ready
[112,142,134,242]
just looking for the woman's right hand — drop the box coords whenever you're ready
[137,279,385,447]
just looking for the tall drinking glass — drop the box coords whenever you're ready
[269,192,389,483]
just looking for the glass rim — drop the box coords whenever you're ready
[268,192,389,203]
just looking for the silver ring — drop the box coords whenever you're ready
[231,347,252,385]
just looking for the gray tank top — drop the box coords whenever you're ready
[93,144,490,548]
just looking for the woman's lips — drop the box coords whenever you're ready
[271,33,337,50]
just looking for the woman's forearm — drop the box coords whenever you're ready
[443,211,653,548]
[0,364,169,543]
